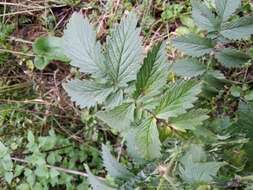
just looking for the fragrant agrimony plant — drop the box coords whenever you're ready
[63,11,208,160]
[172,0,253,72]
[62,11,213,189]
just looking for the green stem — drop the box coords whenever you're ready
[163,175,177,190]
[239,175,253,181]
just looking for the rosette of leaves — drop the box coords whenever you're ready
[172,0,253,70]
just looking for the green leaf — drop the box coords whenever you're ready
[155,80,202,120]
[134,42,169,98]
[245,90,253,101]
[250,48,253,57]
[0,141,8,158]
[33,36,68,70]
[172,58,206,77]
[126,118,161,160]
[27,131,35,144]
[33,36,68,61]
[34,56,50,70]
[220,16,253,40]
[215,0,241,22]
[237,101,253,139]
[180,145,224,184]
[85,164,116,190]
[236,102,253,171]
[105,12,143,86]
[63,12,105,74]
[172,34,214,57]
[102,144,134,180]
[181,144,207,164]
[170,109,209,131]
[63,79,113,108]
[4,172,13,184]
[104,89,124,109]
[16,183,30,190]
[191,0,219,32]
[180,161,224,184]
[96,103,135,132]
[215,48,251,68]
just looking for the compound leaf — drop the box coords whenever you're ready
[172,34,214,57]
[215,0,241,22]
[102,144,134,180]
[155,81,202,120]
[105,12,143,86]
[191,0,219,32]
[134,42,169,98]
[63,79,113,108]
[63,12,105,74]
[96,103,135,132]
[215,48,251,68]
[220,16,253,40]
[172,58,206,77]
[126,118,161,160]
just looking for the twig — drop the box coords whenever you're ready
[117,139,125,161]
[0,49,34,57]
[0,2,44,9]
[0,99,51,105]
[10,157,107,180]
[8,36,33,44]
[2,0,7,23]
[0,9,44,17]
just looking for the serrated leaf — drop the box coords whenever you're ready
[102,144,134,180]
[126,118,161,160]
[180,161,224,184]
[96,103,135,132]
[104,89,124,109]
[191,0,219,31]
[155,80,202,120]
[4,172,13,184]
[215,48,251,68]
[134,42,169,98]
[0,141,8,159]
[180,145,224,184]
[63,79,113,108]
[105,12,143,86]
[237,101,253,139]
[170,109,209,131]
[172,58,206,77]
[172,34,214,57]
[181,144,207,164]
[85,165,116,190]
[215,0,241,22]
[63,12,105,74]
[220,16,253,40]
